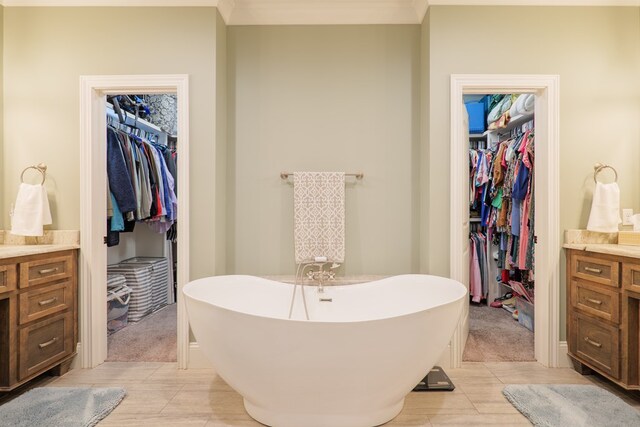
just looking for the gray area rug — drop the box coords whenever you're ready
[0,387,126,427]
[107,303,176,362]
[503,384,640,427]
[463,304,535,362]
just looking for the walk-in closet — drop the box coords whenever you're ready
[105,94,178,362]
[462,93,536,362]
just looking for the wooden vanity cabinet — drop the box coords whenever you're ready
[567,249,640,390]
[0,249,78,392]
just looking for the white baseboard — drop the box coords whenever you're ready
[557,341,571,368]
[437,343,451,369]
[188,342,213,369]
[70,343,83,370]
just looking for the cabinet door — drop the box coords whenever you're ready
[572,254,619,287]
[18,312,73,381]
[0,264,17,294]
[571,279,619,323]
[622,263,640,295]
[19,281,73,325]
[573,313,619,379]
[19,255,73,289]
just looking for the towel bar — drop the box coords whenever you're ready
[20,163,47,185]
[280,172,363,180]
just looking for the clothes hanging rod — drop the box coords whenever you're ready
[106,102,163,134]
[280,172,364,180]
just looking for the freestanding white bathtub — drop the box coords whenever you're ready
[183,274,466,427]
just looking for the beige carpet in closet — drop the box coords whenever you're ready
[107,303,177,362]
[463,303,535,362]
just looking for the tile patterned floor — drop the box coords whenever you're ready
[17,362,640,426]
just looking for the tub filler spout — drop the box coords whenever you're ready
[306,261,340,293]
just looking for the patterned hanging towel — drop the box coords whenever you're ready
[293,172,345,264]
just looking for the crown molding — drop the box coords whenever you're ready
[0,0,637,24]
[0,0,218,5]
[414,0,429,21]
[216,0,234,22]
[226,0,423,25]
[428,0,640,5]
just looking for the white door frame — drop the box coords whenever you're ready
[449,74,560,368]
[79,75,190,369]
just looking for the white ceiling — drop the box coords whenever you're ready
[0,0,638,25]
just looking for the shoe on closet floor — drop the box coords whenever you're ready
[494,292,513,302]
[502,297,516,307]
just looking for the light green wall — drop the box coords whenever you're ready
[2,4,639,345]
[419,10,430,274]
[215,10,227,275]
[226,25,421,276]
[2,7,219,280]
[426,6,640,340]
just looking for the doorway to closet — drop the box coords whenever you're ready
[105,94,178,362]
[79,75,190,369]
[463,93,535,362]
[448,74,560,369]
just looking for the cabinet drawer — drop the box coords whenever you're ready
[572,254,619,287]
[19,281,73,325]
[0,264,17,294]
[18,312,73,380]
[571,279,619,323]
[622,264,640,294]
[19,255,73,289]
[574,313,619,379]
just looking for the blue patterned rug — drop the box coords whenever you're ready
[503,384,640,427]
[0,387,126,427]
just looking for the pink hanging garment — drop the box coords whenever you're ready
[469,237,483,303]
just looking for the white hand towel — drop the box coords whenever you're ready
[586,182,621,233]
[11,183,52,236]
[293,172,345,264]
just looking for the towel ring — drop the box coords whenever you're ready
[593,163,617,184]
[20,163,47,185]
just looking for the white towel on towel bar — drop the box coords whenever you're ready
[293,172,345,264]
[10,183,52,236]
[586,182,621,233]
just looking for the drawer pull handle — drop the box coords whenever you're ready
[586,298,603,305]
[584,337,602,348]
[38,337,58,349]
[38,297,58,306]
[38,267,59,275]
[584,267,602,274]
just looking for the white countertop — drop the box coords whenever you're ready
[562,243,640,259]
[0,244,79,260]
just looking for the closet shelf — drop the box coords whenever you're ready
[483,112,534,136]
[469,133,487,139]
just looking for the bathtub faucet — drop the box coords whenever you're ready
[306,262,339,293]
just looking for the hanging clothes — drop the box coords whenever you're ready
[106,123,178,246]
[468,106,535,305]
[107,128,136,214]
